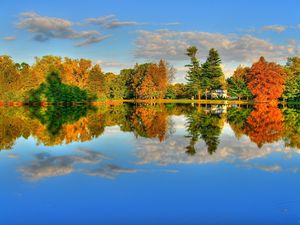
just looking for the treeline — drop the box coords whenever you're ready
[0,55,173,103]
[1,48,300,103]
[181,46,300,102]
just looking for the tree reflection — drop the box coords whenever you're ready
[130,104,171,142]
[185,105,225,155]
[29,105,93,136]
[244,104,284,148]
[282,106,300,148]
[1,103,300,151]
[227,106,252,139]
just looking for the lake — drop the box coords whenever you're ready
[1,103,300,224]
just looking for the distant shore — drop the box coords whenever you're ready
[1,99,300,107]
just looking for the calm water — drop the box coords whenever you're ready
[1,103,300,225]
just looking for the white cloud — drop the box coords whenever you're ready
[135,29,300,64]
[20,148,106,181]
[17,12,107,46]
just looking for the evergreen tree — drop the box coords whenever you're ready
[185,46,202,100]
[201,48,225,99]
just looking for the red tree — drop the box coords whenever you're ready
[245,104,284,147]
[247,57,286,102]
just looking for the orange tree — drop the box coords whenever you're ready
[247,57,286,102]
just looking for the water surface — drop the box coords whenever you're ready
[1,103,300,224]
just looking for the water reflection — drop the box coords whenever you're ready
[2,104,300,225]
[1,103,300,152]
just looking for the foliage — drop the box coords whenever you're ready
[244,104,284,147]
[226,66,252,100]
[247,57,286,102]
[185,46,202,99]
[166,83,189,99]
[283,57,300,101]
[29,71,94,103]
[227,106,252,139]
[185,106,225,155]
[29,105,93,135]
[201,48,225,99]
[282,107,300,148]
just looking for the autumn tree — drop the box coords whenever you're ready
[139,64,159,99]
[247,57,286,102]
[244,104,284,147]
[156,59,168,98]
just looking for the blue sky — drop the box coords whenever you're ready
[1,0,300,82]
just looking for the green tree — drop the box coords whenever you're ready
[283,57,300,101]
[185,107,225,155]
[185,46,202,99]
[201,48,225,100]
[86,64,105,100]
[29,71,92,104]
[227,66,252,100]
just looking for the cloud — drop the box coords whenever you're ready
[134,121,299,173]
[94,59,130,68]
[75,35,110,47]
[135,29,300,64]
[83,165,137,179]
[262,25,287,33]
[86,15,140,29]
[256,164,282,172]
[17,12,107,46]
[20,149,106,181]
[2,36,16,41]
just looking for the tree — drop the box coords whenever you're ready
[247,57,286,102]
[227,66,252,100]
[201,48,225,100]
[156,59,168,99]
[120,68,135,99]
[283,57,300,101]
[86,64,105,100]
[103,73,127,99]
[166,83,187,99]
[244,104,284,148]
[29,71,92,104]
[185,46,202,99]
[139,64,159,99]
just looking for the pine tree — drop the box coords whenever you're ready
[185,46,202,100]
[201,48,225,100]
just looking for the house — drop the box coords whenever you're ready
[210,89,227,99]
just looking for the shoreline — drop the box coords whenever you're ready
[0,99,299,107]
